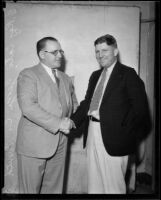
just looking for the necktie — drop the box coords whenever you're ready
[52,68,59,88]
[52,68,68,117]
[89,67,108,112]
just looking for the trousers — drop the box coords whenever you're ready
[17,133,67,194]
[86,120,128,194]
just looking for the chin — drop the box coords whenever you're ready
[100,62,107,67]
[100,64,107,68]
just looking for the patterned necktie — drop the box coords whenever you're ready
[52,68,59,88]
[89,67,108,112]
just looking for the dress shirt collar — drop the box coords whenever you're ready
[41,62,58,76]
[104,59,117,76]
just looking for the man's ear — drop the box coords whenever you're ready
[39,50,45,59]
[114,48,119,57]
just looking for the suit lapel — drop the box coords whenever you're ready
[36,63,62,106]
[102,62,124,102]
[37,64,69,104]
[37,63,58,91]
[58,71,69,105]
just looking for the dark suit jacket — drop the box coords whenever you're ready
[71,61,151,156]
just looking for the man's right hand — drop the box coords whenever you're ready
[59,117,73,134]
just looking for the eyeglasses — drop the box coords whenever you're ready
[44,50,64,56]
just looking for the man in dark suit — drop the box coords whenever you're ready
[71,34,151,193]
[16,37,78,193]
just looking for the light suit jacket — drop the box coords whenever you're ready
[16,63,78,158]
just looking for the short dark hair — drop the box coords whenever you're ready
[94,34,117,48]
[36,37,58,57]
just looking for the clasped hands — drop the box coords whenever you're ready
[59,117,75,134]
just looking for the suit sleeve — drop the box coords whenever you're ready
[125,68,151,136]
[17,69,61,134]
[71,72,95,128]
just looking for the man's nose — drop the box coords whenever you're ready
[57,51,62,57]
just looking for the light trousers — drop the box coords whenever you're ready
[17,133,67,194]
[86,121,128,194]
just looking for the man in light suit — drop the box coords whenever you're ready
[16,37,78,193]
[71,34,151,193]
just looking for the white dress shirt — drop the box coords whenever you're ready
[41,62,58,83]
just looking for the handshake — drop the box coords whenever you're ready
[59,117,76,134]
